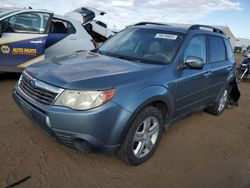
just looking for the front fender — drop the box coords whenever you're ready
[113,85,175,144]
[121,85,174,116]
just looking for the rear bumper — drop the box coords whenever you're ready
[13,89,131,153]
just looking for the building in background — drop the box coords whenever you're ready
[234,38,250,53]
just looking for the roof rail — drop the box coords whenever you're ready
[134,22,168,26]
[189,24,225,35]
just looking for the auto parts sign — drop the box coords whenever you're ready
[1,45,10,54]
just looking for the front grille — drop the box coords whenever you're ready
[18,72,63,106]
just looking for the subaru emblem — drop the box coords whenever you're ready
[30,79,36,88]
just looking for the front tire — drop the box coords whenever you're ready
[119,106,164,166]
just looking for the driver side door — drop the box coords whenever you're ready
[0,12,52,72]
[175,35,212,117]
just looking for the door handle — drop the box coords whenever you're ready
[204,71,212,78]
[30,40,43,44]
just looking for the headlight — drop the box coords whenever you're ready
[54,89,116,110]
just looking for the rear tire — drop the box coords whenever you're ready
[206,88,229,115]
[119,106,164,166]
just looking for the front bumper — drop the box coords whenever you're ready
[13,89,131,153]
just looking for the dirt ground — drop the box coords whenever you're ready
[1,55,250,188]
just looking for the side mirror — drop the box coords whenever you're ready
[184,56,204,70]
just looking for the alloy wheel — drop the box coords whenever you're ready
[218,89,228,112]
[132,116,160,158]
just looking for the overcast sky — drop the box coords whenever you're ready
[1,0,249,38]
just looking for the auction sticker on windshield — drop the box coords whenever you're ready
[155,33,178,40]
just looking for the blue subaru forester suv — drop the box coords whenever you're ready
[13,23,240,165]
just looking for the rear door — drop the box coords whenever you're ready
[0,12,51,71]
[206,35,233,100]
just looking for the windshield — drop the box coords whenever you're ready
[99,27,184,64]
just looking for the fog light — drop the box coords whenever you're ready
[73,139,92,152]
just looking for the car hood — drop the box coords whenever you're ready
[26,51,164,90]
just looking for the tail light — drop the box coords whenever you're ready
[91,39,97,48]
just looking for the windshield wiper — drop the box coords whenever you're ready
[92,50,166,65]
[115,55,141,62]
[92,50,136,62]
[92,49,104,55]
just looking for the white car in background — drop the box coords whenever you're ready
[0,8,96,72]
[67,7,115,42]
[90,20,115,40]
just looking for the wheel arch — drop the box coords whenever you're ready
[117,93,174,146]
[226,70,240,103]
[215,75,240,103]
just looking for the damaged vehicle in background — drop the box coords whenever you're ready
[236,49,250,83]
[0,7,96,72]
[66,7,115,43]
[13,23,240,165]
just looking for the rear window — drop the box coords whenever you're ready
[95,21,107,28]
[50,18,76,34]
[208,36,226,62]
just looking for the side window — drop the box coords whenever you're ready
[50,18,76,34]
[5,12,49,34]
[224,39,233,59]
[184,35,206,63]
[208,36,226,62]
[96,21,107,28]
